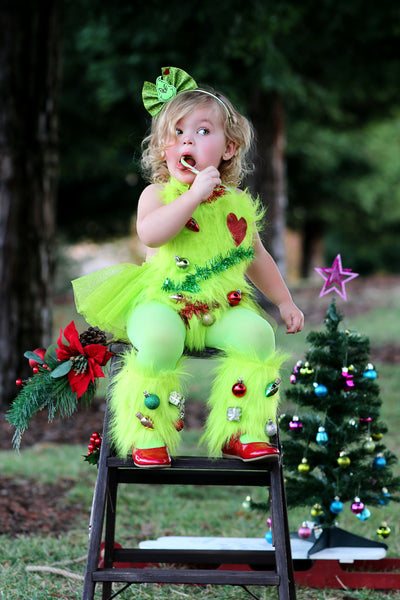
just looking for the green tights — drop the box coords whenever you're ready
[126,301,276,371]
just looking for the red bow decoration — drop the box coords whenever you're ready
[179,301,210,328]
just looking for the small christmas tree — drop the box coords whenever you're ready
[280,298,399,541]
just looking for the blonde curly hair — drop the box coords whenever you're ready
[141,89,254,187]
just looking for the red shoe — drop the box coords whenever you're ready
[222,436,280,462]
[133,446,171,468]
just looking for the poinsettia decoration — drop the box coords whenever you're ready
[6,322,113,450]
[56,322,113,398]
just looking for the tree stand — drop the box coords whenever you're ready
[81,343,296,600]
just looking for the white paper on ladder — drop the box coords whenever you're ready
[139,536,387,563]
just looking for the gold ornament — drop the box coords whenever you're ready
[311,503,323,518]
[337,451,351,468]
[376,521,391,539]
[298,458,310,474]
[363,436,376,453]
[201,312,215,326]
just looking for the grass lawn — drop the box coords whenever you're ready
[1,290,400,599]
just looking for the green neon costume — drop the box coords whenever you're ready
[72,178,286,456]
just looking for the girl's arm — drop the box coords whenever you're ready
[246,233,304,333]
[137,167,221,247]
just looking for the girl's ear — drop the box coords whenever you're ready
[223,140,236,161]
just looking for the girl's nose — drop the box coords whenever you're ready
[182,134,193,144]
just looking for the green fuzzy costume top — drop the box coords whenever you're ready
[73,178,264,349]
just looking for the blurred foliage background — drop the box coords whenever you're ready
[58,0,400,275]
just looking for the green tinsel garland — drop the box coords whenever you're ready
[162,246,255,294]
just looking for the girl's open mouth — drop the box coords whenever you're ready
[180,155,197,171]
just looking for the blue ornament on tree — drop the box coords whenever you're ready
[373,454,387,470]
[357,507,371,521]
[330,497,343,514]
[379,488,391,505]
[314,383,328,397]
[363,363,377,380]
[316,426,328,444]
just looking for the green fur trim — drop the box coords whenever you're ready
[109,348,187,457]
[201,348,288,456]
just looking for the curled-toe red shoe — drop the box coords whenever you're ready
[133,446,171,468]
[222,436,280,462]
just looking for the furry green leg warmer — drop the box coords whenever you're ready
[202,348,288,456]
[109,349,186,457]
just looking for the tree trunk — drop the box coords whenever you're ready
[0,0,61,406]
[248,90,288,276]
[300,219,325,279]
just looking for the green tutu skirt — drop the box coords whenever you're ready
[72,263,149,340]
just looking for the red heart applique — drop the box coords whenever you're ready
[227,213,247,246]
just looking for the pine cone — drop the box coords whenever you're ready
[79,326,107,347]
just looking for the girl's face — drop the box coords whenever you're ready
[164,106,236,184]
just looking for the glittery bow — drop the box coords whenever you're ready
[142,66,197,117]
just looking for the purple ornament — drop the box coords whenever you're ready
[342,368,355,388]
[351,497,365,514]
[289,416,303,431]
[290,374,297,384]
[298,523,312,539]
[293,361,302,374]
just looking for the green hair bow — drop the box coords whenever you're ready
[142,66,197,117]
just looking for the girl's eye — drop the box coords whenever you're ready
[198,128,209,136]
[176,128,183,136]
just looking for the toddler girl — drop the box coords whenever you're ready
[73,67,304,468]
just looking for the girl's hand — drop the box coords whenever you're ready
[279,300,304,334]
[190,166,221,202]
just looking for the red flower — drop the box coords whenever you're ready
[56,322,113,398]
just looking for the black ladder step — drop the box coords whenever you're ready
[92,567,280,586]
[107,456,274,486]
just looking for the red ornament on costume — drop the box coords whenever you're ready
[185,217,199,232]
[174,419,184,431]
[232,378,247,397]
[227,290,241,306]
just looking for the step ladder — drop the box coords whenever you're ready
[81,343,296,600]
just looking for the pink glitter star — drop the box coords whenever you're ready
[315,254,359,301]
